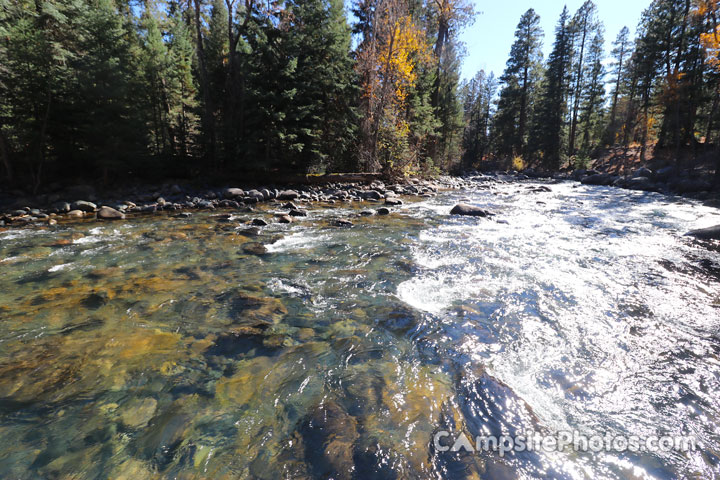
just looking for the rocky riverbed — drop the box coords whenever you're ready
[3,169,719,228]
[0,176,474,228]
[0,178,719,478]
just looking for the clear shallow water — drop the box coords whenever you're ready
[0,181,719,479]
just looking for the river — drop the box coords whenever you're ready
[0,179,719,479]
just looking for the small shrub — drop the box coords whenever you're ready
[572,155,592,170]
[511,155,526,171]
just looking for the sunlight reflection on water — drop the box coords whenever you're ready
[0,180,718,479]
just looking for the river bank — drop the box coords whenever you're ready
[2,171,719,236]
[0,176,469,228]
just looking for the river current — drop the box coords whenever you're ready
[0,180,719,479]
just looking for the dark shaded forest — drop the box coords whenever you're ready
[1,0,719,192]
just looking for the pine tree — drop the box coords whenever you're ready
[166,5,199,157]
[432,41,465,172]
[69,0,144,179]
[530,6,573,169]
[140,5,172,155]
[567,0,601,156]
[492,8,543,159]
[427,0,474,171]
[579,28,606,155]
[284,0,358,173]
[461,70,497,169]
[605,26,633,144]
[1,0,76,191]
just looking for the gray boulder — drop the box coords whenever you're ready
[278,190,300,200]
[686,225,720,240]
[670,178,712,194]
[52,201,71,213]
[246,189,265,201]
[654,166,678,182]
[97,206,125,220]
[581,173,616,186]
[223,188,245,199]
[450,203,492,217]
[626,176,656,191]
[71,200,97,212]
[633,167,654,178]
[360,190,383,201]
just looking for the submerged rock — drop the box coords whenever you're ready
[277,214,293,224]
[376,207,391,215]
[384,197,403,206]
[239,227,261,236]
[251,218,268,227]
[97,206,125,220]
[119,397,158,429]
[686,225,720,240]
[242,242,268,255]
[333,219,353,227]
[289,209,308,217]
[299,400,358,479]
[450,203,492,217]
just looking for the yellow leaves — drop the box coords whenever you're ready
[378,16,431,103]
[701,28,720,70]
[696,0,720,71]
[695,0,717,17]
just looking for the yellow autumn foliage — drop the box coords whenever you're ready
[378,16,432,103]
[697,0,720,70]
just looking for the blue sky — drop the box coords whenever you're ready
[460,0,651,80]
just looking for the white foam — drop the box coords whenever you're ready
[265,231,329,253]
[48,263,73,272]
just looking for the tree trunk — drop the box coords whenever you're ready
[518,61,529,157]
[192,0,216,163]
[706,88,720,144]
[569,23,588,156]
[609,40,626,132]
[0,129,12,182]
[32,95,51,195]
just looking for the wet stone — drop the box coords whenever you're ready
[242,242,268,255]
